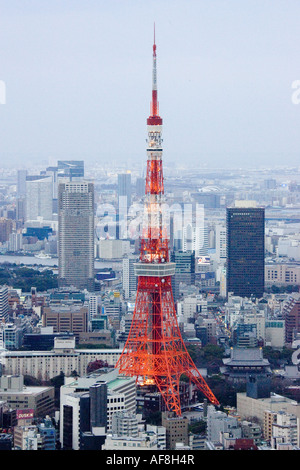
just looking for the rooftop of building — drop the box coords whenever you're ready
[223,347,270,367]
[2,348,122,356]
[62,368,135,392]
[237,392,299,406]
[0,385,53,395]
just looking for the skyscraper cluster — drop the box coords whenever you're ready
[16,161,96,293]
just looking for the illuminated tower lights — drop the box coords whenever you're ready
[116,27,219,415]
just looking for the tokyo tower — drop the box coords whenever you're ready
[116,27,219,415]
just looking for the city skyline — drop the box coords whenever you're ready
[0,1,300,169]
[0,9,299,448]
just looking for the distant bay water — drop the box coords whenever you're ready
[0,254,122,271]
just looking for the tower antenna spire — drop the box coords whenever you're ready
[149,22,160,122]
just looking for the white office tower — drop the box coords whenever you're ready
[88,295,98,323]
[58,181,95,291]
[8,232,23,252]
[0,287,9,323]
[215,224,227,263]
[25,175,53,222]
[182,223,208,256]
[122,255,138,299]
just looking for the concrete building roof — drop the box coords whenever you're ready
[223,348,270,367]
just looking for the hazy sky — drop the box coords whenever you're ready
[1,0,300,169]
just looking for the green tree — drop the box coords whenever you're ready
[189,420,207,435]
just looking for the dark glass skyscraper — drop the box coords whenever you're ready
[226,206,265,298]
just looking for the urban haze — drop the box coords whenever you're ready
[0,0,299,455]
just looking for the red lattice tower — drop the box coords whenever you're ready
[116,27,219,415]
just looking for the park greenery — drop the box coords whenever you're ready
[0,263,58,292]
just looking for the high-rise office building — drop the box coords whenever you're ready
[171,250,196,302]
[57,161,84,180]
[118,173,131,210]
[88,295,98,323]
[192,192,221,209]
[122,255,138,299]
[17,170,27,197]
[226,205,265,298]
[45,166,59,210]
[58,181,95,291]
[117,173,132,241]
[8,232,23,252]
[41,161,84,216]
[182,223,208,257]
[25,175,53,222]
[16,197,26,222]
[0,287,9,324]
[215,224,227,263]
[60,369,135,450]
[135,177,145,198]
[40,166,58,197]
[0,218,13,243]
[89,382,108,430]
[263,178,276,190]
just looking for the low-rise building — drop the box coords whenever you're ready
[265,263,300,286]
[102,432,158,450]
[0,375,54,418]
[59,368,136,450]
[162,411,189,450]
[237,392,300,432]
[1,337,122,380]
[42,305,88,341]
[271,410,299,449]
[14,425,44,450]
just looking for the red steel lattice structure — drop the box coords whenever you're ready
[116,29,219,415]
